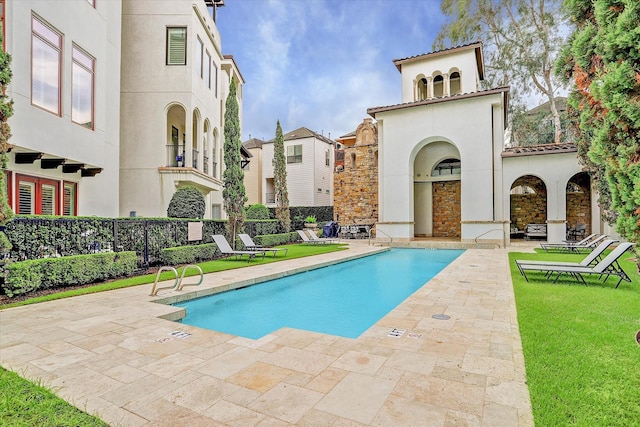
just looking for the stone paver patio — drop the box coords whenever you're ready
[0,241,534,426]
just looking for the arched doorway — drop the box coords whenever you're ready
[166,104,186,167]
[566,172,591,238]
[413,141,461,238]
[510,175,547,236]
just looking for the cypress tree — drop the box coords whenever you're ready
[222,77,247,246]
[0,35,14,253]
[273,121,291,232]
[558,0,640,261]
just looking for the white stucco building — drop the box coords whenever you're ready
[119,0,240,219]
[368,42,611,245]
[3,0,122,217]
[260,127,335,208]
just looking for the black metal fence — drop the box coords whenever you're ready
[3,217,282,267]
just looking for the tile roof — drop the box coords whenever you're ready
[264,127,335,145]
[242,138,265,149]
[367,86,510,117]
[502,142,577,157]
[392,41,484,79]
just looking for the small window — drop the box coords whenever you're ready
[287,144,302,163]
[196,37,203,78]
[325,189,330,194]
[317,188,322,193]
[166,27,187,65]
[325,149,330,166]
[63,182,77,216]
[450,71,461,95]
[417,77,428,100]
[72,45,95,129]
[432,158,460,176]
[205,51,211,88]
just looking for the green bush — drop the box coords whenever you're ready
[160,243,217,265]
[246,204,270,220]
[167,186,205,219]
[253,232,298,247]
[2,251,138,297]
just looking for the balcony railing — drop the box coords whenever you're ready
[192,148,199,169]
[212,161,217,178]
[166,144,186,167]
[203,155,209,174]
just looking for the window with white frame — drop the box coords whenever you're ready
[63,182,77,216]
[32,15,62,115]
[287,144,302,164]
[213,63,218,97]
[72,45,95,129]
[166,27,187,65]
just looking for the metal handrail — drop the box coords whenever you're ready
[150,266,179,296]
[473,228,505,248]
[370,223,392,246]
[176,265,204,290]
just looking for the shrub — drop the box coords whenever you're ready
[246,204,270,220]
[167,187,205,219]
[253,232,298,247]
[2,251,138,297]
[160,243,217,265]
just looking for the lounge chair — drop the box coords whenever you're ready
[306,229,339,244]
[238,233,288,257]
[518,242,635,288]
[516,239,617,273]
[212,234,265,262]
[296,229,333,245]
[540,234,607,253]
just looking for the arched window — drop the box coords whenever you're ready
[450,71,461,95]
[433,74,444,98]
[417,77,428,100]
[432,158,460,176]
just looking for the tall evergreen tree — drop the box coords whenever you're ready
[273,121,291,232]
[222,77,246,246]
[557,0,640,258]
[435,0,569,144]
[0,35,14,253]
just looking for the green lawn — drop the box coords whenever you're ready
[509,249,640,426]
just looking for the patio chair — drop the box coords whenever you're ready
[516,239,617,274]
[212,234,265,262]
[238,233,288,257]
[297,229,332,244]
[518,242,635,288]
[306,229,339,243]
[540,234,606,253]
[566,223,587,242]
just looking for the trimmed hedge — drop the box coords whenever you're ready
[160,243,217,265]
[2,251,138,297]
[252,232,299,247]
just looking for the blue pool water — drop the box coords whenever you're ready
[174,248,463,339]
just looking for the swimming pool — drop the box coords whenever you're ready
[174,248,463,339]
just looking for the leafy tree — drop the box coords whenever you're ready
[222,77,247,245]
[273,120,291,232]
[556,0,640,256]
[435,0,569,144]
[167,186,205,219]
[0,35,14,254]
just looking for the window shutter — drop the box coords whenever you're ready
[41,184,56,215]
[167,28,186,65]
[18,182,35,214]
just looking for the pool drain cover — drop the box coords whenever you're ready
[432,314,450,320]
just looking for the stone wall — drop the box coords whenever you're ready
[510,175,547,231]
[432,180,461,237]
[333,119,378,226]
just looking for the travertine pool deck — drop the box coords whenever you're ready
[0,241,534,426]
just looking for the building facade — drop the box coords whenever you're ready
[3,0,122,217]
[119,0,241,219]
[241,137,264,206]
[260,127,335,208]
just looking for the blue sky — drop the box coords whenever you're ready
[216,0,447,142]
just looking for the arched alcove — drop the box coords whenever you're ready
[510,175,547,236]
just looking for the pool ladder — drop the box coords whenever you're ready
[149,265,204,296]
